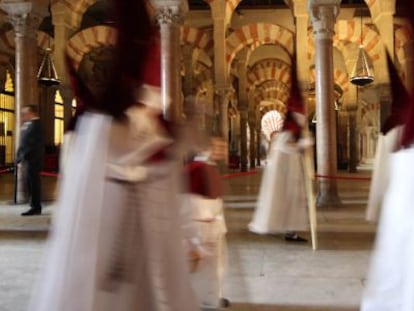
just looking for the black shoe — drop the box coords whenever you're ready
[219,297,231,308]
[284,234,307,242]
[21,208,42,216]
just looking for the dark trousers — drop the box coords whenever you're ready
[22,163,42,210]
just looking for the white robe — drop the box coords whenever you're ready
[248,131,308,234]
[366,126,403,223]
[30,110,199,311]
[361,147,414,311]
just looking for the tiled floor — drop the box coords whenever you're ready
[0,168,375,310]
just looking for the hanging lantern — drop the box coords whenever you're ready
[37,47,61,87]
[350,13,374,86]
[350,47,375,86]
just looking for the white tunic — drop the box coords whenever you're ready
[30,110,199,311]
[361,147,414,311]
[248,131,308,234]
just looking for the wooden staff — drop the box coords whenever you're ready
[302,126,318,250]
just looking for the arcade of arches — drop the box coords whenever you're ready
[0,0,411,207]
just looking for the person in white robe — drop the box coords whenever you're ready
[248,111,312,241]
[248,56,314,242]
[29,1,199,310]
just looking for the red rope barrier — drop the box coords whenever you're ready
[315,174,371,181]
[0,168,13,174]
[40,171,59,177]
[221,170,258,179]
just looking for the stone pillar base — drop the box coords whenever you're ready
[316,192,342,208]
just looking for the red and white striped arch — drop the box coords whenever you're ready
[66,25,117,70]
[309,68,349,93]
[226,23,294,72]
[247,59,291,90]
[181,26,214,58]
[307,20,382,65]
[252,83,290,106]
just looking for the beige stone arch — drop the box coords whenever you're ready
[52,0,97,29]
[66,25,117,70]
[0,30,55,67]
[395,23,414,84]
[225,23,294,74]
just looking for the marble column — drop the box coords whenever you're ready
[1,2,41,203]
[155,6,184,121]
[215,87,232,140]
[309,0,341,207]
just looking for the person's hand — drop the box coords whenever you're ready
[297,137,314,149]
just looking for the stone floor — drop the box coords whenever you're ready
[0,168,375,311]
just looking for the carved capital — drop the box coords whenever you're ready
[154,6,183,26]
[308,0,340,40]
[215,86,233,101]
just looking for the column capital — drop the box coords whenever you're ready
[154,5,184,25]
[308,0,340,40]
[215,85,233,98]
[1,2,43,38]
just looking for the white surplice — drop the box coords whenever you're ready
[361,147,414,311]
[30,110,199,311]
[248,131,308,234]
[366,125,403,223]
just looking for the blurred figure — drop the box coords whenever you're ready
[16,105,44,216]
[29,1,198,310]
[365,52,408,223]
[248,59,313,242]
[181,138,230,309]
[360,102,414,311]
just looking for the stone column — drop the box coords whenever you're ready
[256,128,261,166]
[248,113,256,169]
[155,5,184,121]
[237,51,249,171]
[215,87,232,140]
[59,85,74,131]
[347,106,359,172]
[38,87,55,147]
[52,2,75,130]
[309,0,341,207]
[1,2,42,203]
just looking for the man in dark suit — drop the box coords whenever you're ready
[16,105,44,216]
